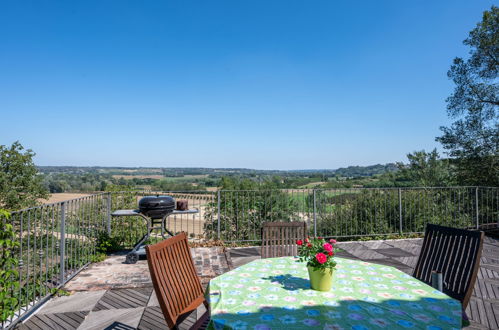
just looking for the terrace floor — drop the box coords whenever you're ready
[16,236,499,330]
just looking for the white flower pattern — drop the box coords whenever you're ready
[207,256,461,329]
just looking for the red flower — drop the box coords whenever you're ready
[323,243,333,252]
[305,237,310,243]
[307,243,312,248]
[296,239,303,246]
[318,237,323,240]
[328,251,334,256]
[329,239,337,244]
[316,253,327,264]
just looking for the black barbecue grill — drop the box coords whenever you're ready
[111,195,198,264]
[139,195,175,219]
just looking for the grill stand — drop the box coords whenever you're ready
[111,209,199,264]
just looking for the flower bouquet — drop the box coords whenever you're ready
[296,237,337,291]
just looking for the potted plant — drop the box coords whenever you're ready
[297,237,337,291]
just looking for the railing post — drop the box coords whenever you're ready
[475,187,479,230]
[398,188,403,234]
[217,190,221,240]
[60,202,66,285]
[106,192,112,235]
[313,189,317,237]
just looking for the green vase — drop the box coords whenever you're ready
[307,265,334,291]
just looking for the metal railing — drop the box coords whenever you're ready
[1,193,109,329]
[1,186,497,328]
[210,187,498,242]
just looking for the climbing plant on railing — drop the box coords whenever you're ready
[0,209,20,322]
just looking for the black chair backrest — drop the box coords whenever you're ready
[261,222,307,258]
[413,223,484,308]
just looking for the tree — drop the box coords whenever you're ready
[0,141,48,210]
[436,6,499,186]
[396,149,454,187]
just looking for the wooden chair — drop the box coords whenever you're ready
[261,222,307,258]
[413,223,484,309]
[145,232,209,329]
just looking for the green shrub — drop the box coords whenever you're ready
[0,210,20,322]
[96,231,122,254]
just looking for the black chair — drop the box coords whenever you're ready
[413,223,484,309]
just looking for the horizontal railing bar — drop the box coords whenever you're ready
[9,192,108,214]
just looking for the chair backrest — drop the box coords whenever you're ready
[145,233,205,328]
[413,223,484,308]
[261,222,307,258]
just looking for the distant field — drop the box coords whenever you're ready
[161,174,209,181]
[112,174,164,180]
[112,174,209,181]
[41,193,91,204]
[118,168,162,174]
[299,181,326,188]
[182,174,209,179]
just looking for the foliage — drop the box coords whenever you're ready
[152,179,206,191]
[0,142,48,210]
[0,210,20,322]
[297,237,337,270]
[43,172,114,193]
[105,186,147,249]
[90,253,107,263]
[204,176,486,241]
[332,164,398,178]
[4,194,111,317]
[11,233,101,313]
[204,178,300,241]
[396,149,454,187]
[436,6,499,186]
[322,150,457,188]
[50,288,70,297]
[315,188,475,238]
[96,231,122,254]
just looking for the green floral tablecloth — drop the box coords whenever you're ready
[207,257,462,330]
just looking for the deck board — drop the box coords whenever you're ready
[93,288,153,311]
[137,307,168,330]
[18,312,88,330]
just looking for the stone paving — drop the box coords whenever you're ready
[64,247,230,292]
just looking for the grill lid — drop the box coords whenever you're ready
[138,195,175,219]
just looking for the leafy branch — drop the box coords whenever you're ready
[0,209,20,322]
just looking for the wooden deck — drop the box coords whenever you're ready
[469,235,499,329]
[17,236,499,329]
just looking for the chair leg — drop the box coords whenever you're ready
[190,311,210,330]
[462,308,470,328]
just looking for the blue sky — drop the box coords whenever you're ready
[0,1,494,170]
